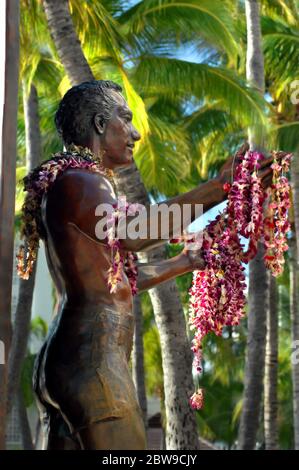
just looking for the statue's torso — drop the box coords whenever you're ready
[34,176,136,427]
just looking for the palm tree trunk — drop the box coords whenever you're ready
[149,282,198,450]
[264,275,279,449]
[7,84,41,416]
[42,1,200,448]
[43,0,93,85]
[238,1,268,449]
[17,387,33,450]
[23,83,42,172]
[0,0,20,449]
[289,231,299,449]
[116,165,199,450]
[238,246,268,449]
[132,295,148,428]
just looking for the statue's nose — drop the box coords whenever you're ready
[132,127,141,142]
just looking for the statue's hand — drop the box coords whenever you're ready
[215,144,289,190]
[215,142,249,186]
[257,151,291,190]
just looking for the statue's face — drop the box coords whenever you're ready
[100,91,141,168]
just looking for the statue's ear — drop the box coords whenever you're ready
[94,114,105,135]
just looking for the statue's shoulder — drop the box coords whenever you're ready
[53,166,114,199]
[37,150,112,192]
[43,157,115,216]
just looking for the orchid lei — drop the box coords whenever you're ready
[106,195,141,295]
[189,150,292,410]
[17,146,138,295]
[263,152,292,276]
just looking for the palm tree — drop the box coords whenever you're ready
[24,0,270,448]
[7,83,42,417]
[115,164,200,449]
[0,0,20,450]
[43,0,93,85]
[264,274,279,449]
[40,0,228,450]
[19,0,196,450]
[238,0,268,450]
[262,8,299,447]
[132,295,148,428]
[262,11,299,255]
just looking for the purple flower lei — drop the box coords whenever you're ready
[189,150,292,410]
[17,146,138,296]
[105,196,141,295]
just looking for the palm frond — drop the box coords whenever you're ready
[261,0,299,26]
[270,121,299,152]
[182,105,235,178]
[133,56,269,134]
[134,114,190,195]
[15,166,27,215]
[119,70,149,146]
[263,16,299,91]
[20,0,58,84]
[183,105,231,139]
[232,397,243,426]
[119,0,240,62]
[70,0,127,63]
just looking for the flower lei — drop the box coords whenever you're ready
[189,150,292,410]
[106,196,142,295]
[263,153,291,275]
[17,146,138,295]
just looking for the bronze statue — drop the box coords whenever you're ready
[20,80,276,450]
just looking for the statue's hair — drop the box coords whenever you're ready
[55,80,123,146]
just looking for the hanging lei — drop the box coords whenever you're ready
[188,150,292,409]
[16,145,138,295]
[106,195,141,295]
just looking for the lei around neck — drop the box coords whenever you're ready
[16,145,138,295]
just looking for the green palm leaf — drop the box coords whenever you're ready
[69,0,127,63]
[119,70,150,144]
[135,114,190,195]
[20,0,57,87]
[271,121,299,152]
[182,105,235,178]
[119,0,240,62]
[263,17,299,90]
[183,105,231,139]
[133,56,269,133]
[15,166,27,216]
[261,0,298,26]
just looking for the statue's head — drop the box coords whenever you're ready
[55,80,140,167]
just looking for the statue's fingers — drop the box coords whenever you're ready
[235,142,249,158]
[259,167,272,189]
[259,152,286,169]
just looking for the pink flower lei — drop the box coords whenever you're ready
[17,145,138,296]
[105,195,141,295]
[263,152,292,276]
[189,150,292,410]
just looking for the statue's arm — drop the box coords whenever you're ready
[51,168,226,252]
[136,248,205,292]
[51,144,284,252]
